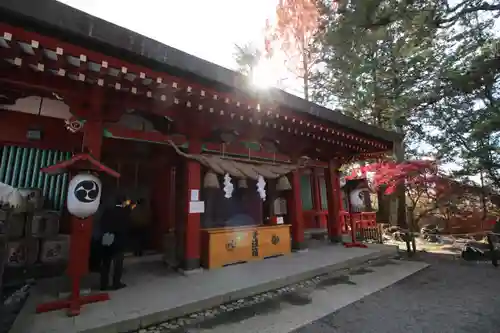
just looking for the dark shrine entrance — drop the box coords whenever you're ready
[99,137,176,255]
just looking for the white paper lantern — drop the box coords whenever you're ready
[67,173,102,219]
[349,187,370,212]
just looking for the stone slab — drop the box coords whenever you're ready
[193,260,429,333]
[10,244,397,333]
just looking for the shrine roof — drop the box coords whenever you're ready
[0,0,403,144]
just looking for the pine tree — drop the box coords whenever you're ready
[233,43,262,80]
[312,0,440,136]
[414,10,500,190]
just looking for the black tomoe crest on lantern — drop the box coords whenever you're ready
[74,180,100,203]
[67,173,102,219]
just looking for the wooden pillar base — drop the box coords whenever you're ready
[292,240,307,251]
[329,235,342,243]
[180,258,201,271]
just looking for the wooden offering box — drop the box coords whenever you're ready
[201,226,255,269]
[257,225,291,259]
[201,225,292,269]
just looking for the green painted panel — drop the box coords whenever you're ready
[30,148,41,188]
[320,177,328,210]
[0,145,71,211]
[17,148,29,188]
[300,174,313,210]
[242,141,261,151]
[36,150,47,189]
[24,148,35,187]
[4,146,15,184]
[10,147,22,188]
[0,146,8,180]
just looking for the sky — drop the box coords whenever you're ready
[57,0,283,80]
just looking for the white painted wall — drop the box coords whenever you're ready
[1,96,72,119]
[1,96,156,132]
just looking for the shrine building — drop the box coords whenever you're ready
[0,0,402,273]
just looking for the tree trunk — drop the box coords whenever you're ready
[390,140,408,229]
[408,207,416,231]
[303,76,309,101]
[480,170,488,220]
[303,65,309,101]
[302,46,309,101]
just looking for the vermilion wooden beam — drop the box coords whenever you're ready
[0,22,262,111]
[0,65,388,155]
[0,110,82,151]
[202,142,292,162]
[197,111,338,159]
[40,153,120,177]
[105,124,187,146]
[0,66,85,96]
[0,22,392,153]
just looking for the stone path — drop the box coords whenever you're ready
[137,257,427,333]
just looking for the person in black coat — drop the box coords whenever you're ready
[492,217,500,235]
[99,196,132,290]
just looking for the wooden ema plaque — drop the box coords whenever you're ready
[201,225,291,269]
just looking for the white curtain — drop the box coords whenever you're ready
[0,182,23,208]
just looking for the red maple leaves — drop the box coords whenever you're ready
[345,160,448,195]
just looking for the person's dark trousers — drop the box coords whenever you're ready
[131,226,148,256]
[100,246,125,290]
[89,239,102,272]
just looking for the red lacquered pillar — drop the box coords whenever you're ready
[288,170,306,250]
[181,141,202,270]
[325,159,342,243]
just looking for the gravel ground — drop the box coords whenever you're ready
[294,253,500,333]
[1,283,31,333]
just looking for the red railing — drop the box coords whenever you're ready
[303,210,328,229]
[339,211,376,231]
[338,211,376,248]
[303,210,377,241]
[351,212,377,229]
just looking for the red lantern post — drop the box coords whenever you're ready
[35,153,120,316]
